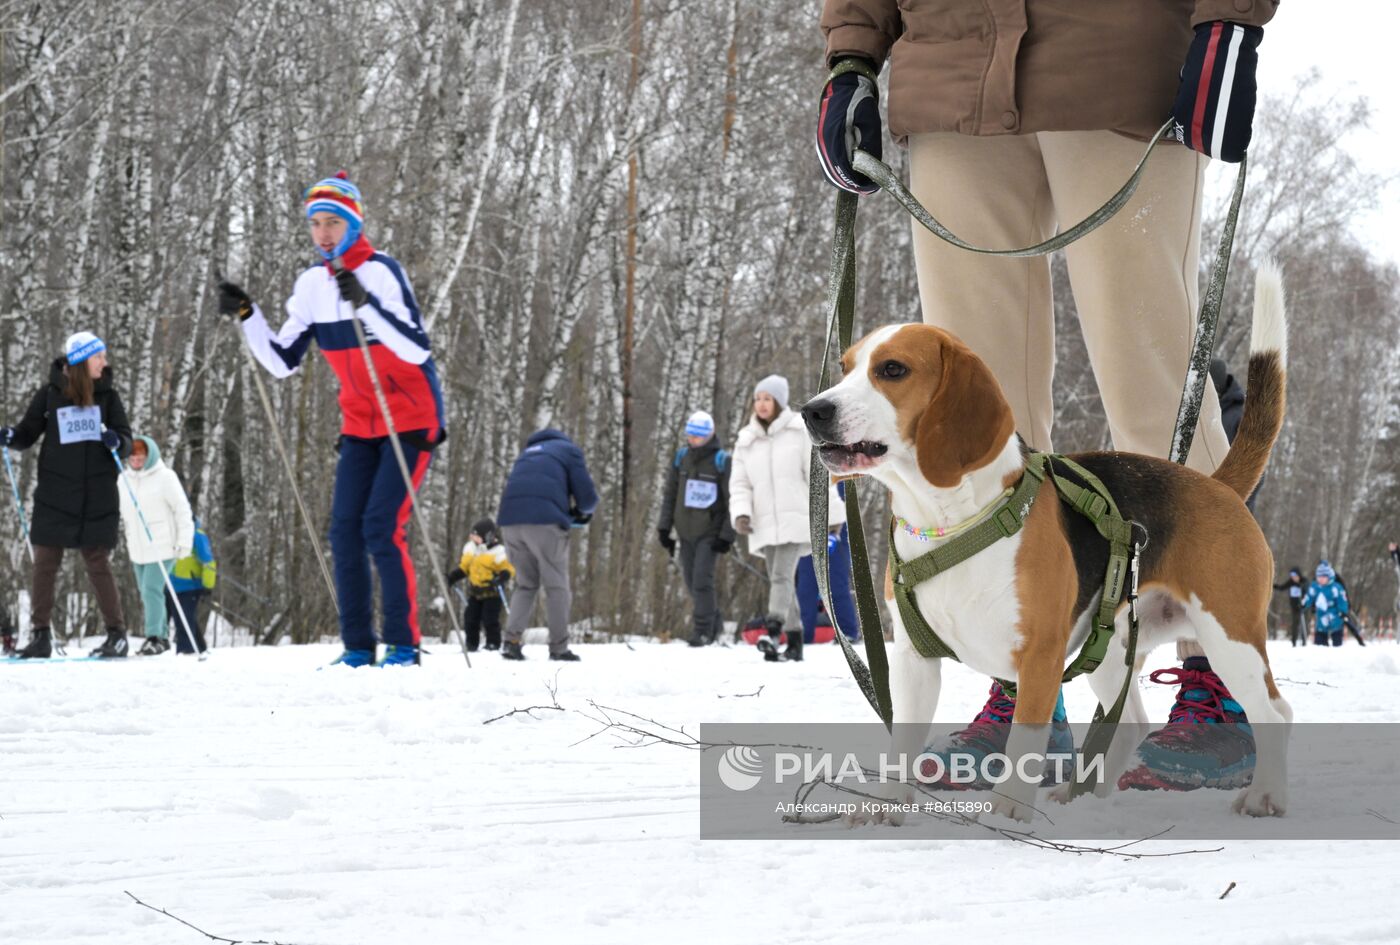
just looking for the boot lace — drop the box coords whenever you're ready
[1148,666,1247,745]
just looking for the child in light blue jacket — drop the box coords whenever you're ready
[1302,561,1349,647]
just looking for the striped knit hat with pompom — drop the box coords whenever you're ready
[303,171,364,260]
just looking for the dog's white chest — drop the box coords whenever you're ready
[894,531,1025,681]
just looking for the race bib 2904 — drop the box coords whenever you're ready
[56,405,102,445]
[684,479,718,509]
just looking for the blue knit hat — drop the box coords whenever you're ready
[1316,560,1335,580]
[684,411,715,439]
[64,331,106,366]
[304,171,364,260]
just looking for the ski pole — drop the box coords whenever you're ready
[334,262,471,667]
[728,546,770,583]
[1,446,34,564]
[496,582,511,615]
[106,439,204,661]
[0,448,61,652]
[216,270,341,621]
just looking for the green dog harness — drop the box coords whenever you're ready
[888,452,1141,697]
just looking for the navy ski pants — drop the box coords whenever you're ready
[795,526,858,643]
[330,433,433,650]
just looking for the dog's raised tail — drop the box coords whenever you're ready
[1212,261,1287,501]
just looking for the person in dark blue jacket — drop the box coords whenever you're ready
[497,429,598,661]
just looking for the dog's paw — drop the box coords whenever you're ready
[988,792,1037,824]
[1233,783,1288,817]
[842,784,913,827]
[1047,778,1111,805]
[878,783,915,827]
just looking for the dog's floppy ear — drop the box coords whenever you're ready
[913,337,1016,488]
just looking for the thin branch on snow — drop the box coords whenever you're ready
[1219,882,1238,900]
[124,891,310,945]
[781,776,1224,858]
[717,685,764,699]
[1273,677,1339,688]
[570,700,816,752]
[482,672,565,725]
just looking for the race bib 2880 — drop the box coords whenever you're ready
[56,405,102,445]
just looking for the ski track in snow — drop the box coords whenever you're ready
[2,639,1399,944]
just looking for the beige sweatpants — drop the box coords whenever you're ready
[908,130,1223,661]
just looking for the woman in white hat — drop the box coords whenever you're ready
[0,333,134,658]
[729,375,845,661]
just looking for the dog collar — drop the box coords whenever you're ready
[892,485,1015,543]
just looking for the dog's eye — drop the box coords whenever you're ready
[878,360,908,380]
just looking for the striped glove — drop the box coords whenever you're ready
[1171,20,1263,164]
[816,58,882,195]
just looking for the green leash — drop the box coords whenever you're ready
[809,77,1248,785]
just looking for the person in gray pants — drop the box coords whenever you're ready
[658,410,735,647]
[496,429,598,661]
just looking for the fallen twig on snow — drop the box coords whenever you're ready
[718,685,764,699]
[1273,677,1338,688]
[483,672,564,724]
[782,775,1223,858]
[125,891,308,945]
[571,700,815,752]
[1219,881,1237,899]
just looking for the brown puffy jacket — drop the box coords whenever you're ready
[821,0,1278,144]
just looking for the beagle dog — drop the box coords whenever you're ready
[802,264,1291,823]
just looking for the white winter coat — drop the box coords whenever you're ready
[118,436,195,565]
[729,407,846,554]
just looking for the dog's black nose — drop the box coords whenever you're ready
[801,398,838,439]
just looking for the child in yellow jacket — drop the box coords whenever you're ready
[446,518,515,651]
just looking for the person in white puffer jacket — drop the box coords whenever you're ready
[118,435,194,655]
[730,375,845,660]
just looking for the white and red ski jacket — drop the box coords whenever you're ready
[241,237,444,440]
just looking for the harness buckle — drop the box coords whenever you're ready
[993,506,1021,538]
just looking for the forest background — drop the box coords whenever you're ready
[3,0,1397,643]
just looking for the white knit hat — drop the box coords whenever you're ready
[684,410,715,438]
[754,375,789,410]
[64,331,106,366]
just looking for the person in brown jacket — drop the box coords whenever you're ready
[816,0,1280,791]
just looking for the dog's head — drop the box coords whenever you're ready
[801,324,1016,488]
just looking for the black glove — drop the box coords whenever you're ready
[0,426,14,447]
[816,57,882,195]
[658,529,677,556]
[217,281,254,321]
[446,567,465,586]
[335,268,369,308]
[101,429,121,451]
[570,508,592,527]
[711,537,732,555]
[1171,21,1263,163]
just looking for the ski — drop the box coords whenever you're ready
[2,655,138,665]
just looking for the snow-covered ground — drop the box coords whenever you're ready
[3,636,1399,945]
